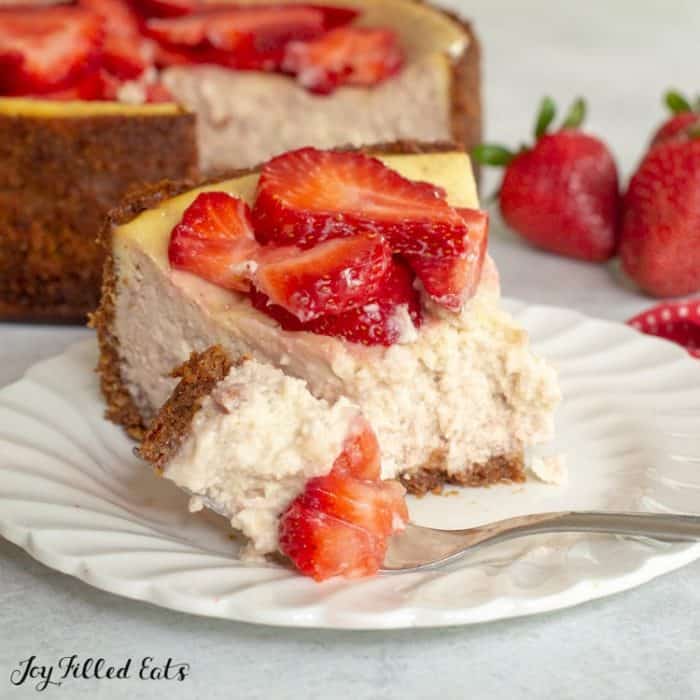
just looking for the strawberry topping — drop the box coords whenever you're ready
[253,233,391,322]
[283,26,403,94]
[79,0,151,79]
[168,192,259,292]
[249,258,422,346]
[406,208,489,311]
[279,419,408,581]
[252,147,482,308]
[0,6,103,95]
[145,5,330,71]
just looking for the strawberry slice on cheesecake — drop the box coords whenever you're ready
[96,144,560,580]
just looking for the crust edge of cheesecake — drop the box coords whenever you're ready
[0,109,199,324]
[138,345,235,472]
[91,140,527,497]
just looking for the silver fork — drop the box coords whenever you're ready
[381,512,700,573]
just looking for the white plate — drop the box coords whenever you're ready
[1,301,699,629]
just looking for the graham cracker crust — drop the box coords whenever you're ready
[399,452,525,496]
[139,346,234,472]
[0,110,198,323]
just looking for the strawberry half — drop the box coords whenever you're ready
[145,5,331,71]
[406,208,489,311]
[254,233,391,322]
[279,420,408,581]
[250,258,423,346]
[282,26,403,94]
[168,191,260,292]
[0,6,103,95]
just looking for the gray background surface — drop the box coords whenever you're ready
[1,1,699,698]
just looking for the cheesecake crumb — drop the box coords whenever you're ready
[530,454,568,485]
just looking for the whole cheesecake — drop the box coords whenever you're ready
[93,143,560,505]
[0,0,480,322]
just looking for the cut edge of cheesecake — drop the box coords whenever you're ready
[91,140,526,496]
[0,103,199,324]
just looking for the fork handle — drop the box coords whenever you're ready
[527,511,700,541]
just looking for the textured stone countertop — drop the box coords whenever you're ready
[1,1,698,698]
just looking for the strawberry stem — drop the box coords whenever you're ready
[471,144,514,167]
[562,97,587,129]
[665,90,692,115]
[534,96,556,139]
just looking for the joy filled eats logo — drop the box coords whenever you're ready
[9,655,190,692]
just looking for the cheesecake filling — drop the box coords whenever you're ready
[114,242,559,479]
[165,358,360,554]
[163,56,453,172]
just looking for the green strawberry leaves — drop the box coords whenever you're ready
[664,89,700,115]
[534,96,557,139]
[562,97,587,129]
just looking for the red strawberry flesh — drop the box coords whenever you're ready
[253,233,391,321]
[282,26,402,94]
[407,207,489,310]
[0,6,103,95]
[145,4,330,70]
[279,420,407,581]
[168,191,259,292]
[249,257,422,346]
[252,147,467,255]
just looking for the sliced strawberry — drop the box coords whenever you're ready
[36,69,107,100]
[252,148,466,253]
[303,471,407,539]
[279,418,407,581]
[407,208,489,310]
[145,5,328,71]
[253,233,391,322]
[137,0,199,18]
[0,6,103,95]
[279,501,382,581]
[250,257,422,346]
[80,0,151,79]
[333,418,380,480]
[168,192,260,292]
[282,26,402,94]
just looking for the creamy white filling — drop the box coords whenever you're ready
[114,242,560,480]
[163,56,453,173]
[165,358,359,554]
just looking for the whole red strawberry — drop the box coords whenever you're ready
[650,90,700,149]
[473,97,620,262]
[620,137,700,298]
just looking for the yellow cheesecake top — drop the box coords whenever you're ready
[0,98,184,118]
[116,151,479,263]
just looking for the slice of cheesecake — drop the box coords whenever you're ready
[139,345,408,579]
[161,0,480,173]
[0,98,198,322]
[94,143,560,495]
[0,0,479,322]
